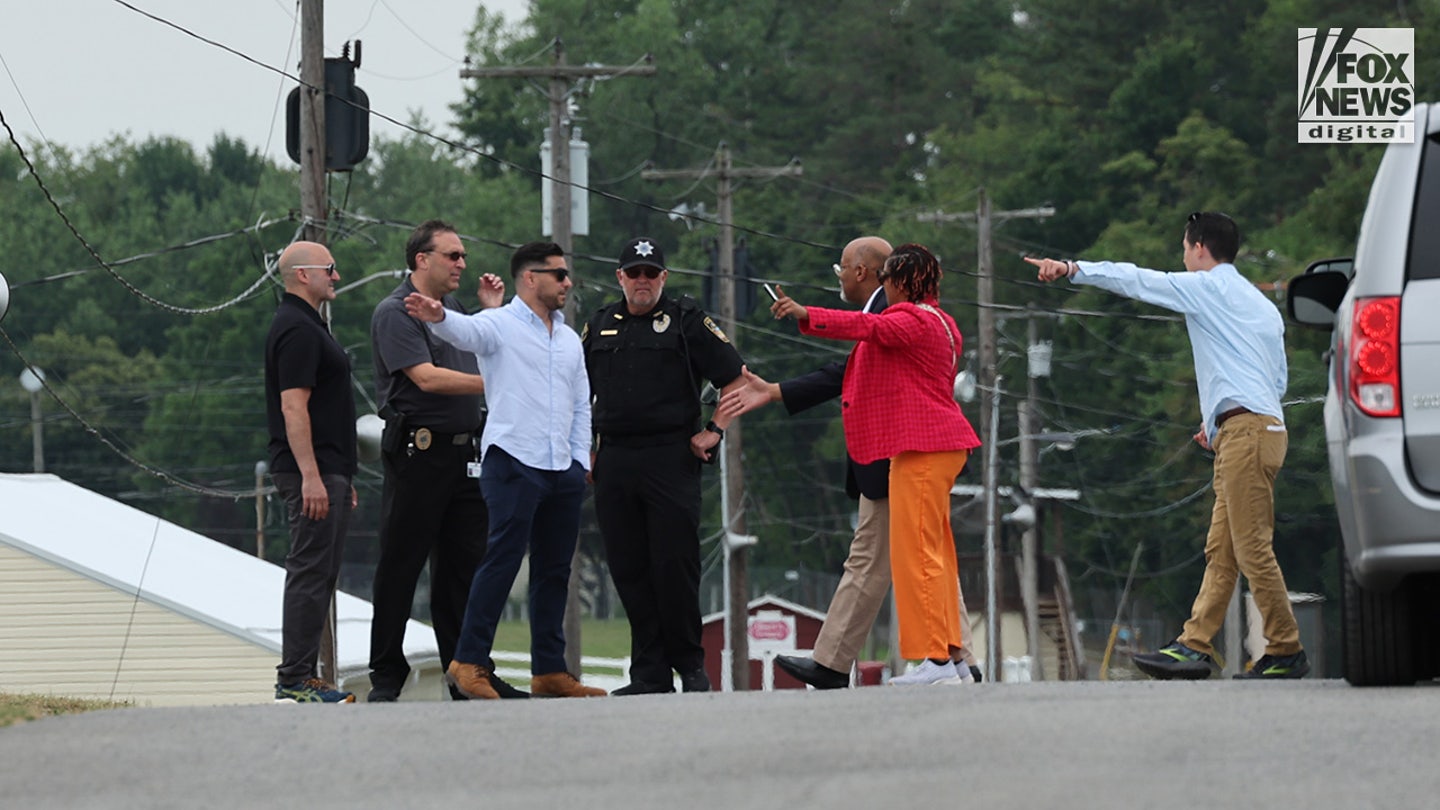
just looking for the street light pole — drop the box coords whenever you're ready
[254,460,269,560]
[981,376,1003,683]
[18,367,45,473]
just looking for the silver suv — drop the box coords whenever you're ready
[1288,101,1440,686]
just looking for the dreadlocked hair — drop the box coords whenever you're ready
[882,243,943,302]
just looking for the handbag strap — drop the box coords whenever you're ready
[914,303,958,373]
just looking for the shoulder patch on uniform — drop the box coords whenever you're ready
[703,316,730,343]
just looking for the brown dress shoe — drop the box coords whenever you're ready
[530,672,607,697]
[446,661,499,700]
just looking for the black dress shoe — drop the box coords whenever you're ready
[679,668,711,693]
[969,665,983,684]
[488,671,531,699]
[611,680,676,696]
[774,654,848,689]
[367,685,400,703]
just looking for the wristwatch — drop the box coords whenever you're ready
[705,420,725,439]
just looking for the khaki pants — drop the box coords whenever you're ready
[1180,413,1301,657]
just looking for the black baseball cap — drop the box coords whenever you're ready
[619,237,666,271]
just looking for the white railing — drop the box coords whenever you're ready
[490,650,632,692]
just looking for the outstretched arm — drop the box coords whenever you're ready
[1025,256,1076,283]
[718,366,780,419]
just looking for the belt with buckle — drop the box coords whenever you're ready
[411,427,476,451]
[1216,406,1252,427]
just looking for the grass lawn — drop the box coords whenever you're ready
[0,694,127,729]
[492,617,632,661]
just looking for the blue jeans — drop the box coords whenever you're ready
[454,446,587,674]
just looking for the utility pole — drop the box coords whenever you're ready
[918,192,1053,681]
[298,0,336,684]
[460,39,655,266]
[918,191,1054,445]
[462,39,654,676]
[643,144,801,691]
[299,0,326,244]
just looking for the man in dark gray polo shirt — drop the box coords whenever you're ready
[366,220,510,701]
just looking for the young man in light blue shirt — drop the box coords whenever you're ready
[1027,212,1307,680]
[405,241,604,698]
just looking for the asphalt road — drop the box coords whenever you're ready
[3,679,1436,808]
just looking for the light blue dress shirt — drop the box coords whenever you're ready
[429,296,591,471]
[1072,260,1287,442]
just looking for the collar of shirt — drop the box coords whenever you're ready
[863,287,884,313]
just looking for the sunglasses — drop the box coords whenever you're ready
[529,267,570,282]
[294,263,337,276]
[623,266,663,280]
[832,263,845,278]
[426,249,467,262]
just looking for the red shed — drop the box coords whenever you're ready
[700,595,828,690]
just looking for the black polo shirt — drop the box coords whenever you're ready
[264,293,358,476]
[370,279,485,432]
[582,293,743,437]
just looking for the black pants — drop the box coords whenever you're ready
[594,441,704,683]
[368,439,488,691]
[273,472,352,685]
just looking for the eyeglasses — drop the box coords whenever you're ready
[832,263,845,278]
[529,267,570,282]
[294,263,337,276]
[623,266,663,280]
[426,249,467,262]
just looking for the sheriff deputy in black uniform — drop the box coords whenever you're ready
[367,219,520,701]
[583,236,746,695]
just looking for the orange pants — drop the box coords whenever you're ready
[889,449,969,661]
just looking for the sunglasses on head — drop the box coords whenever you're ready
[623,266,663,280]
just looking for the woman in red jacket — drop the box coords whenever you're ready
[772,243,981,685]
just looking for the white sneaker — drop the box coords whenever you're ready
[955,661,975,684]
[888,659,964,686]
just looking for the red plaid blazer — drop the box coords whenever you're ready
[800,300,981,465]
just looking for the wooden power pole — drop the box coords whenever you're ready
[460,39,655,263]
[643,144,801,690]
[917,191,1053,680]
[461,39,654,677]
[299,0,327,245]
[298,0,336,684]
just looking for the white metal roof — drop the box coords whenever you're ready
[0,473,438,674]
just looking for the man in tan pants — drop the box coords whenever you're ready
[723,236,980,687]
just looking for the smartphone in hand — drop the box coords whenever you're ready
[762,282,780,302]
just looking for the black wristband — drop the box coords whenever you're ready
[705,420,725,439]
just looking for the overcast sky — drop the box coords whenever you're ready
[0,0,529,164]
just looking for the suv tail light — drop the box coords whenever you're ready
[1350,296,1401,417]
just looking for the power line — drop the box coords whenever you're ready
[107,0,833,254]
[0,107,294,316]
[0,326,266,500]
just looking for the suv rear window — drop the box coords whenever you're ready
[1407,131,1440,280]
